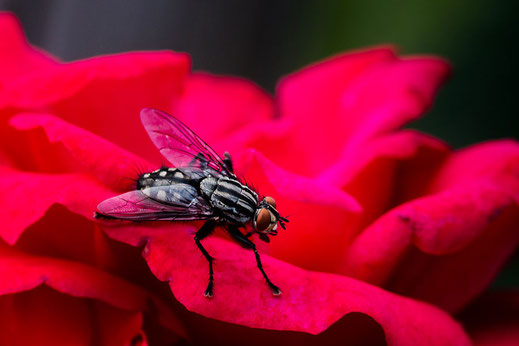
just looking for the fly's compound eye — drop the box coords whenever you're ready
[264,196,276,209]
[255,208,277,234]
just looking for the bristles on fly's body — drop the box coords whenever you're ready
[125,161,155,190]
[240,176,260,201]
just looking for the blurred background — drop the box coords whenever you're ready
[1,0,517,284]
[1,0,517,147]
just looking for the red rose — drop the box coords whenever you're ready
[2,12,518,345]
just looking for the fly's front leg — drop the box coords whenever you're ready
[227,226,281,295]
[223,152,234,173]
[194,220,217,297]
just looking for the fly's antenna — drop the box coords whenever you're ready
[264,202,289,230]
[278,216,289,230]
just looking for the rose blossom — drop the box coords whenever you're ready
[1,11,518,345]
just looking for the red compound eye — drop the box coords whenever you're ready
[256,208,271,232]
[264,196,276,209]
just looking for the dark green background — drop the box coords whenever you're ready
[283,1,518,149]
[2,1,517,286]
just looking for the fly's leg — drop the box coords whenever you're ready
[189,153,209,169]
[194,220,217,297]
[191,152,234,173]
[223,152,234,173]
[227,226,281,295]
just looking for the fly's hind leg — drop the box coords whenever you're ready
[227,226,281,295]
[194,220,217,297]
[190,153,209,169]
[191,151,234,173]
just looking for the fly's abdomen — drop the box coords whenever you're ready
[207,177,258,224]
[142,183,197,205]
[137,167,203,189]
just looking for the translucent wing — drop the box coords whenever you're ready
[141,108,232,177]
[96,185,213,221]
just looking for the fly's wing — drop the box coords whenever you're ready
[140,108,233,177]
[96,185,213,221]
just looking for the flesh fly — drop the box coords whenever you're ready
[95,108,288,297]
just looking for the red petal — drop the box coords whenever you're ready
[0,168,113,244]
[104,224,470,344]
[11,205,185,343]
[14,204,156,292]
[2,177,181,335]
[319,130,449,187]
[0,13,57,82]
[345,140,519,312]
[0,15,190,163]
[231,149,360,273]
[92,301,148,346]
[238,149,361,212]
[173,72,275,149]
[0,286,93,346]
[0,285,148,346]
[278,47,395,132]
[429,139,519,200]
[267,46,449,176]
[345,182,517,276]
[9,112,152,190]
[180,310,387,345]
[461,291,519,346]
[0,244,186,339]
[335,56,449,142]
[232,134,447,274]
[325,131,449,243]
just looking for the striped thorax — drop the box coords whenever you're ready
[200,176,258,224]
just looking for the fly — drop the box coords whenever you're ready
[95,108,288,297]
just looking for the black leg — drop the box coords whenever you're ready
[227,226,281,295]
[192,151,233,173]
[223,152,234,173]
[190,153,209,169]
[194,220,217,297]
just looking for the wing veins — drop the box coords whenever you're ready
[145,109,229,175]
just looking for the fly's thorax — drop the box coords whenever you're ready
[206,177,258,224]
[200,176,218,199]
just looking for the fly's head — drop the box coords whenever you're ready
[252,196,289,242]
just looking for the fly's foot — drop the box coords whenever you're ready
[204,282,214,298]
[269,283,282,296]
